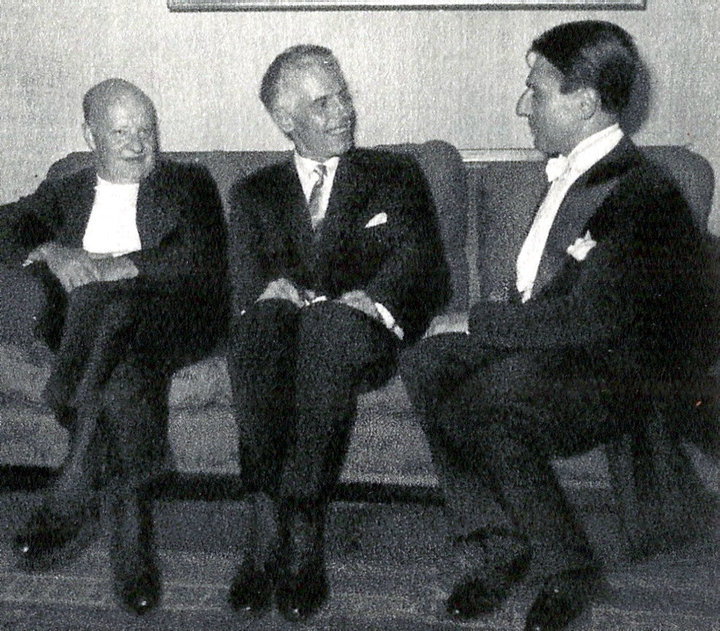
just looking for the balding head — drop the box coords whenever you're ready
[82,79,158,183]
[83,79,156,128]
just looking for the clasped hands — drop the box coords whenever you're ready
[257,278,380,321]
[24,243,138,292]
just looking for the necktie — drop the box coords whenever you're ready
[308,164,327,230]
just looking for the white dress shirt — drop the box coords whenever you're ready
[293,152,403,340]
[294,153,340,225]
[515,124,623,302]
[82,177,142,256]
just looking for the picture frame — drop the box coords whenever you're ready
[168,0,645,11]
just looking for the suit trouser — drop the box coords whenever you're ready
[228,298,398,504]
[0,264,222,493]
[60,279,223,489]
[400,333,632,575]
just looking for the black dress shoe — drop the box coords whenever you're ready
[14,500,100,570]
[275,499,329,622]
[228,561,274,614]
[110,489,162,615]
[525,566,600,631]
[275,557,329,622]
[115,557,162,616]
[447,529,531,620]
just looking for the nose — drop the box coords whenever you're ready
[125,133,144,153]
[516,89,531,118]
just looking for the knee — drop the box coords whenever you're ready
[67,282,114,310]
[102,361,166,414]
[230,301,299,353]
[297,301,377,359]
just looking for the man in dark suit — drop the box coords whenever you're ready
[226,45,450,621]
[0,79,227,615]
[400,21,713,631]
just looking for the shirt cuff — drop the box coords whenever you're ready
[375,302,404,340]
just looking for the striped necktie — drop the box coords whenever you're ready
[308,164,327,230]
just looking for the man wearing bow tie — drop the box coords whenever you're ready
[400,21,713,631]
[226,45,450,621]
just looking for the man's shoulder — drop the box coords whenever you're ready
[230,158,294,199]
[616,149,686,207]
[153,158,213,182]
[345,146,419,172]
[591,139,673,190]
[589,140,699,239]
[44,165,95,189]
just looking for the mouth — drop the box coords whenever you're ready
[122,154,153,167]
[328,126,352,137]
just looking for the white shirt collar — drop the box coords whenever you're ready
[95,175,140,191]
[566,124,624,177]
[294,152,339,179]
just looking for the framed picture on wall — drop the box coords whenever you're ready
[168,0,645,10]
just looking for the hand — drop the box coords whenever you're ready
[257,278,306,308]
[424,312,469,336]
[336,290,381,321]
[91,255,139,282]
[24,243,101,292]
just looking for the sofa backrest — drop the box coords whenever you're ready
[47,140,469,313]
[470,145,715,301]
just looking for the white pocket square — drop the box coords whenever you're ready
[566,231,597,262]
[364,212,387,228]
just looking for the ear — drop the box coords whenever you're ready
[82,123,97,152]
[577,87,601,120]
[269,106,295,136]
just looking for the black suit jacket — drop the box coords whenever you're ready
[0,159,228,314]
[469,138,713,386]
[228,148,451,345]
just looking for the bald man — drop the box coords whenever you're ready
[0,79,228,615]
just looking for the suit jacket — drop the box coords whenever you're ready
[0,159,228,316]
[228,147,451,345]
[469,137,713,387]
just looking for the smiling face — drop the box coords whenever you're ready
[83,89,157,183]
[516,53,584,156]
[272,58,356,161]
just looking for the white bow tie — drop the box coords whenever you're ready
[545,155,571,182]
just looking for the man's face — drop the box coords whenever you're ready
[275,59,356,161]
[84,92,157,183]
[516,53,582,156]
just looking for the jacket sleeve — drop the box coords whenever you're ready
[127,164,227,287]
[0,178,64,265]
[364,158,452,343]
[226,177,273,317]
[469,237,633,350]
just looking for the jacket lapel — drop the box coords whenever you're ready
[62,169,97,247]
[135,163,178,249]
[533,138,638,296]
[316,152,366,250]
[277,160,315,258]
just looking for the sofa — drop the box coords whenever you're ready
[0,140,716,548]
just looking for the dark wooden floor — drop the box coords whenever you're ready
[0,487,718,631]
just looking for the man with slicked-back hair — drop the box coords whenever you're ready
[401,21,714,631]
